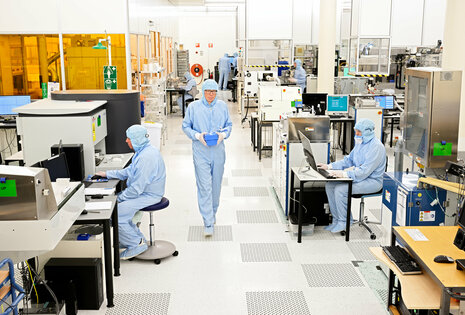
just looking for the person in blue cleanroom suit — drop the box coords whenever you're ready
[95,125,166,259]
[290,59,306,92]
[317,119,386,233]
[182,79,232,236]
[218,53,231,91]
[177,72,197,111]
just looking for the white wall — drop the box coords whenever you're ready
[293,0,312,44]
[391,0,423,46]
[178,13,236,73]
[128,0,179,38]
[422,0,446,46]
[0,0,127,34]
[247,0,293,39]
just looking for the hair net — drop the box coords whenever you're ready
[294,59,302,67]
[201,79,219,105]
[126,125,150,152]
[184,72,193,80]
[354,118,375,142]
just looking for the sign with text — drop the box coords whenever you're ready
[103,66,117,90]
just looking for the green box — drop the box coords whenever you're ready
[433,142,452,156]
[0,180,17,197]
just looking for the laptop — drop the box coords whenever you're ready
[298,130,335,179]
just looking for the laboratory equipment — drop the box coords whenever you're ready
[403,68,462,169]
[0,166,57,220]
[353,98,384,140]
[326,95,349,115]
[374,95,394,110]
[258,86,301,121]
[302,93,327,115]
[15,99,108,175]
[0,95,31,116]
[51,144,85,181]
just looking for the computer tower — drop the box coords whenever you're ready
[289,189,331,226]
[51,144,85,181]
[44,258,103,310]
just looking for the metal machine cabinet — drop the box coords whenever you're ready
[380,172,446,245]
[404,68,462,169]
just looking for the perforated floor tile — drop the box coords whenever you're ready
[376,288,389,305]
[170,149,192,155]
[302,263,364,287]
[232,169,262,177]
[246,291,311,315]
[105,293,170,315]
[241,243,292,262]
[347,241,381,261]
[187,225,233,242]
[234,187,269,197]
[348,223,382,240]
[237,210,278,224]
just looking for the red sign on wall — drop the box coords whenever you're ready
[195,43,200,48]
[208,43,213,48]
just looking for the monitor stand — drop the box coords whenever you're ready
[298,159,317,177]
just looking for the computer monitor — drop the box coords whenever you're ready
[0,95,31,115]
[374,95,395,110]
[302,93,327,115]
[40,153,70,182]
[298,130,318,170]
[327,95,349,114]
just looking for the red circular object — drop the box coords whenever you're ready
[191,64,203,77]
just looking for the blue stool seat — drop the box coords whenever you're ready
[141,197,169,212]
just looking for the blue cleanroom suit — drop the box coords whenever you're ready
[182,80,232,234]
[106,125,166,258]
[324,119,386,233]
[218,53,231,91]
[294,59,307,91]
[177,72,197,111]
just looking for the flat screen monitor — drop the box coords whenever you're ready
[458,202,465,229]
[302,93,327,115]
[298,130,318,170]
[0,95,31,115]
[374,95,394,110]
[40,153,70,182]
[327,95,349,114]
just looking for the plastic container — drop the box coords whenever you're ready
[204,133,218,146]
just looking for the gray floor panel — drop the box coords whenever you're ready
[170,149,192,155]
[348,223,383,240]
[234,186,269,197]
[347,241,381,261]
[241,243,292,262]
[187,225,233,242]
[246,291,311,315]
[232,169,262,177]
[105,293,170,315]
[237,210,278,224]
[302,263,365,287]
[369,208,382,222]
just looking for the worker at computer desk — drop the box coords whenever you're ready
[95,125,166,260]
[317,119,386,233]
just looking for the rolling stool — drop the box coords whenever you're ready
[351,189,383,240]
[136,197,178,264]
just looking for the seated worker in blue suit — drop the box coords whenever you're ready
[177,72,197,112]
[95,125,166,259]
[317,119,386,233]
[182,79,232,236]
[289,59,306,92]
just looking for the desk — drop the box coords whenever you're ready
[4,150,24,166]
[386,226,465,314]
[250,113,258,152]
[290,167,353,242]
[75,195,119,308]
[329,117,355,155]
[166,88,185,117]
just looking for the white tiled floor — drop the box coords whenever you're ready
[82,90,389,315]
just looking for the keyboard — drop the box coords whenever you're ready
[317,168,335,179]
[382,245,422,275]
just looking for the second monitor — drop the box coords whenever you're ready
[327,95,349,115]
[302,93,327,115]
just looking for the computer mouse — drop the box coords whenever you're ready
[91,175,104,180]
[434,255,454,263]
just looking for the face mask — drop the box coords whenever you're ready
[354,135,363,144]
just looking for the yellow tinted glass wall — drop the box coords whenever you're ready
[0,35,60,98]
[62,34,127,90]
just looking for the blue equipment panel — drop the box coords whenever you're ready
[382,172,446,226]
